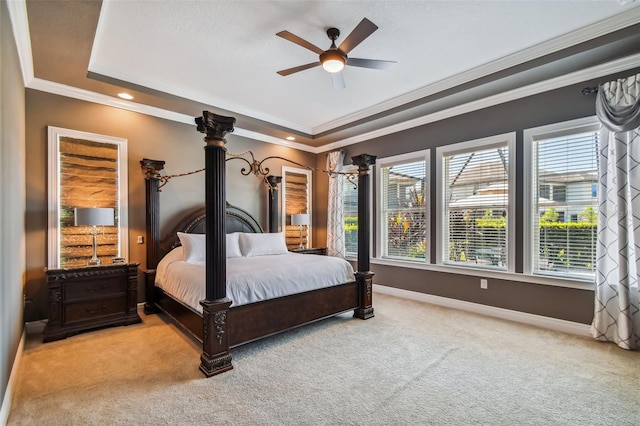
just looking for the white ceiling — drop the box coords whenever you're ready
[88,0,638,137]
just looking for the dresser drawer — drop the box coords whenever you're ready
[64,276,125,302]
[64,296,127,325]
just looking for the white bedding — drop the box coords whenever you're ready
[155,247,356,312]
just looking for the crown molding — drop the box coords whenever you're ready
[10,0,640,156]
[26,78,319,153]
[319,52,640,153]
[22,50,640,156]
[88,0,314,135]
[312,5,640,134]
[6,0,34,86]
[86,65,313,135]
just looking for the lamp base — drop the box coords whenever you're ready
[298,225,305,249]
[87,258,101,267]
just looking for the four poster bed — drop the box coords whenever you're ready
[141,112,376,377]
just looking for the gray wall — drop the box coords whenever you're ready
[1,0,26,417]
[24,90,315,321]
[318,69,640,325]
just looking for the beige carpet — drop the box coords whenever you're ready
[8,293,640,425]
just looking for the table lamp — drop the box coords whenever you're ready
[75,207,114,266]
[291,213,310,249]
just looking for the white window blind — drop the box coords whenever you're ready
[380,159,427,260]
[443,144,509,269]
[532,127,599,278]
[343,170,358,256]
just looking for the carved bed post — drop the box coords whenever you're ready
[140,158,165,314]
[196,111,236,377]
[351,153,376,319]
[266,175,282,232]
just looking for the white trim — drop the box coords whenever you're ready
[522,116,601,278]
[319,52,640,153]
[27,79,319,154]
[371,257,594,290]
[314,6,640,134]
[341,164,359,258]
[9,0,640,154]
[24,320,47,335]
[375,150,430,262]
[435,132,516,272]
[282,166,313,248]
[6,0,34,86]
[373,284,591,336]
[47,127,129,268]
[0,331,25,426]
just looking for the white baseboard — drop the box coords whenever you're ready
[0,331,25,426]
[24,320,47,335]
[373,284,591,337]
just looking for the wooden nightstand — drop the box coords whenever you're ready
[43,263,141,342]
[290,247,327,255]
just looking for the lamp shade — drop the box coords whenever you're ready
[291,213,310,226]
[320,50,346,73]
[74,207,115,227]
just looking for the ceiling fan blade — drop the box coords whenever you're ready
[276,31,324,55]
[347,58,396,71]
[277,62,321,76]
[331,72,345,90]
[338,18,378,54]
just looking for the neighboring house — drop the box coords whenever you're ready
[538,170,598,222]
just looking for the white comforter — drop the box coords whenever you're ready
[155,248,356,312]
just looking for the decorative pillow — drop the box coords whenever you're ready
[177,232,243,262]
[239,232,289,257]
[177,232,205,263]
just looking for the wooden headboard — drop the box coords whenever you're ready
[156,203,263,267]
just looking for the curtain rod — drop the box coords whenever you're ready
[582,86,598,95]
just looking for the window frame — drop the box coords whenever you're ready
[523,116,600,281]
[375,150,430,263]
[342,164,360,259]
[435,132,516,272]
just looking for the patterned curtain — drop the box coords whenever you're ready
[591,73,640,350]
[327,150,345,257]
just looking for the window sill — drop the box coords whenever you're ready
[369,257,595,291]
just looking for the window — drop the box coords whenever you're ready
[525,118,599,280]
[377,151,429,261]
[437,133,515,271]
[342,166,358,257]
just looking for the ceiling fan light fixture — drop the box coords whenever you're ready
[320,50,346,73]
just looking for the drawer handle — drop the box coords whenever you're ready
[86,285,107,292]
[85,305,107,315]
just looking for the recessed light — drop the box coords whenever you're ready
[117,92,134,100]
[286,136,295,141]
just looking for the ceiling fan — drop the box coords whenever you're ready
[276,18,396,90]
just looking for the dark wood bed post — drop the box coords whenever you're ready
[352,153,376,319]
[266,175,282,232]
[196,111,236,377]
[140,158,165,315]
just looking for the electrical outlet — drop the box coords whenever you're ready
[480,278,488,289]
[137,235,144,244]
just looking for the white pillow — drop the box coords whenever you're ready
[177,232,243,263]
[177,232,205,263]
[239,232,289,257]
[226,233,242,258]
